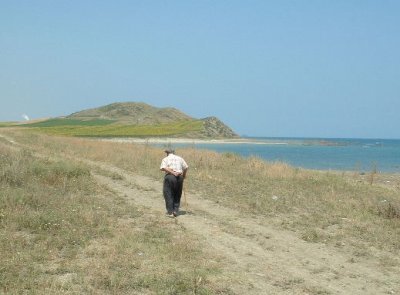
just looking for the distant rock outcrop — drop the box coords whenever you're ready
[200,116,238,138]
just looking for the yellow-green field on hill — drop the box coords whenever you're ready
[20,119,204,137]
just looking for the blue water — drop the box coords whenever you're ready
[161,137,400,173]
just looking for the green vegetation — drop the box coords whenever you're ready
[22,118,116,127]
[0,122,16,127]
[22,120,203,137]
[68,102,193,124]
[1,102,238,138]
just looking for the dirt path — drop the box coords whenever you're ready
[84,159,398,295]
[1,133,399,294]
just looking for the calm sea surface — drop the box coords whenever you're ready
[161,138,400,173]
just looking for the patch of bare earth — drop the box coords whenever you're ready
[80,158,399,295]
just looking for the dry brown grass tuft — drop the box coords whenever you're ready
[378,201,400,219]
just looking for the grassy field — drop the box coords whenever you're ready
[2,129,400,293]
[9,130,400,253]
[0,122,17,127]
[18,119,203,137]
[22,118,116,127]
[0,136,227,294]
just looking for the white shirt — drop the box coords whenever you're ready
[160,153,188,174]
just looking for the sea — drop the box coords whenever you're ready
[160,137,400,173]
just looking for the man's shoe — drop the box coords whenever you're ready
[173,211,178,217]
[166,213,175,218]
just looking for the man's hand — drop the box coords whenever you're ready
[162,167,181,177]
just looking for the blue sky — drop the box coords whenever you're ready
[1,1,399,138]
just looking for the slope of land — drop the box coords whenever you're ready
[1,129,399,294]
[67,102,193,124]
[15,102,238,138]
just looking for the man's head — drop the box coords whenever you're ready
[164,148,175,155]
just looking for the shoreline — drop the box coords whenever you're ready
[95,136,400,175]
[99,137,289,145]
[97,136,400,189]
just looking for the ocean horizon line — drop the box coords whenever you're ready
[244,136,400,141]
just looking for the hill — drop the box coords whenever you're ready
[23,102,238,138]
[67,102,193,124]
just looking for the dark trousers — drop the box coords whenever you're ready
[163,174,184,214]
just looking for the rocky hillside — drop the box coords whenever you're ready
[67,102,238,138]
[201,116,237,138]
[67,102,192,124]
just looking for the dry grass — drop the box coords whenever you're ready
[8,135,400,253]
[0,140,228,294]
[5,130,400,260]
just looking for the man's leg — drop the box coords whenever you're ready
[173,175,184,214]
[163,175,177,214]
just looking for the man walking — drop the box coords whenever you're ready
[160,148,188,218]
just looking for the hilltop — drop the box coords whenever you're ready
[20,102,239,138]
[67,102,192,124]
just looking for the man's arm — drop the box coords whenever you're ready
[161,167,181,177]
[160,158,178,176]
[182,167,188,178]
